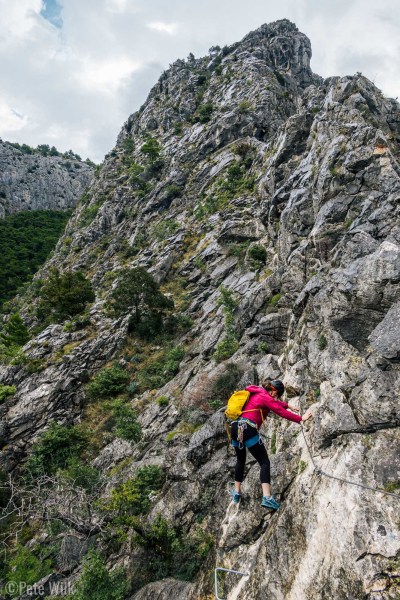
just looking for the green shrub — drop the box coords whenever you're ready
[384,481,400,494]
[126,381,139,394]
[194,194,230,219]
[133,516,213,584]
[103,465,164,528]
[196,72,209,86]
[0,384,16,403]
[207,398,224,410]
[173,122,183,135]
[129,162,151,195]
[163,312,193,336]
[18,355,46,373]
[238,100,252,113]
[197,102,214,123]
[196,160,255,220]
[329,165,340,177]
[216,162,255,198]
[70,549,128,600]
[3,544,53,591]
[156,396,169,407]
[145,158,164,178]
[150,219,179,241]
[0,468,10,509]
[213,337,239,363]
[79,203,103,227]
[137,346,185,390]
[57,457,101,492]
[140,137,162,162]
[108,398,142,442]
[226,242,251,266]
[0,313,30,347]
[36,268,95,323]
[210,363,242,406]
[269,293,282,307]
[122,136,135,153]
[248,244,267,266]
[298,460,307,473]
[25,422,88,477]
[163,184,182,201]
[213,286,240,363]
[86,366,130,401]
[63,311,91,332]
[317,335,328,350]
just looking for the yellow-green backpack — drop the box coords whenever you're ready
[224,390,250,420]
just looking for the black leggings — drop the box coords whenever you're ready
[231,421,271,484]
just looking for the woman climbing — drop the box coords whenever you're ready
[230,380,313,510]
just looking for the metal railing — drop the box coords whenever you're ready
[214,567,249,600]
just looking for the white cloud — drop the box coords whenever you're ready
[147,21,178,35]
[0,0,43,41]
[0,0,399,163]
[0,99,29,132]
[74,57,142,94]
[106,0,139,13]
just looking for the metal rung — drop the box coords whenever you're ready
[214,567,249,600]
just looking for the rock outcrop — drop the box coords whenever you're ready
[0,140,93,217]
[0,18,399,600]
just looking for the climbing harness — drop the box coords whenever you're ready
[214,567,249,600]
[230,418,264,449]
[238,419,246,448]
[300,426,400,500]
[237,419,257,449]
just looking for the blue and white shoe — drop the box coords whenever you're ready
[261,496,280,510]
[230,490,241,504]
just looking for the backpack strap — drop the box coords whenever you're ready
[241,408,266,426]
[225,421,232,442]
[240,392,266,426]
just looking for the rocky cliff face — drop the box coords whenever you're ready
[0,140,93,218]
[1,19,399,600]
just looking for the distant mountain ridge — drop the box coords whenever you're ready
[0,139,93,218]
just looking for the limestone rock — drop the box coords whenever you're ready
[128,578,196,600]
[0,140,93,217]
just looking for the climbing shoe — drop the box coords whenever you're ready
[230,490,241,504]
[261,496,280,510]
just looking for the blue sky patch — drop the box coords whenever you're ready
[40,0,63,28]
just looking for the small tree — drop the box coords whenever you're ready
[140,136,161,163]
[37,268,95,322]
[25,422,89,477]
[36,144,51,156]
[70,549,128,600]
[197,103,214,123]
[106,267,173,338]
[86,365,130,400]
[0,312,30,347]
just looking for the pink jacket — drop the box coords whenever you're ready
[242,385,302,428]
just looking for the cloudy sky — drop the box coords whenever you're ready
[1,0,399,163]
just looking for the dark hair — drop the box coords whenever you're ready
[262,379,285,398]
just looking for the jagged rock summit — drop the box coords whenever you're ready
[0,139,93,217]
[0,19,399,600]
